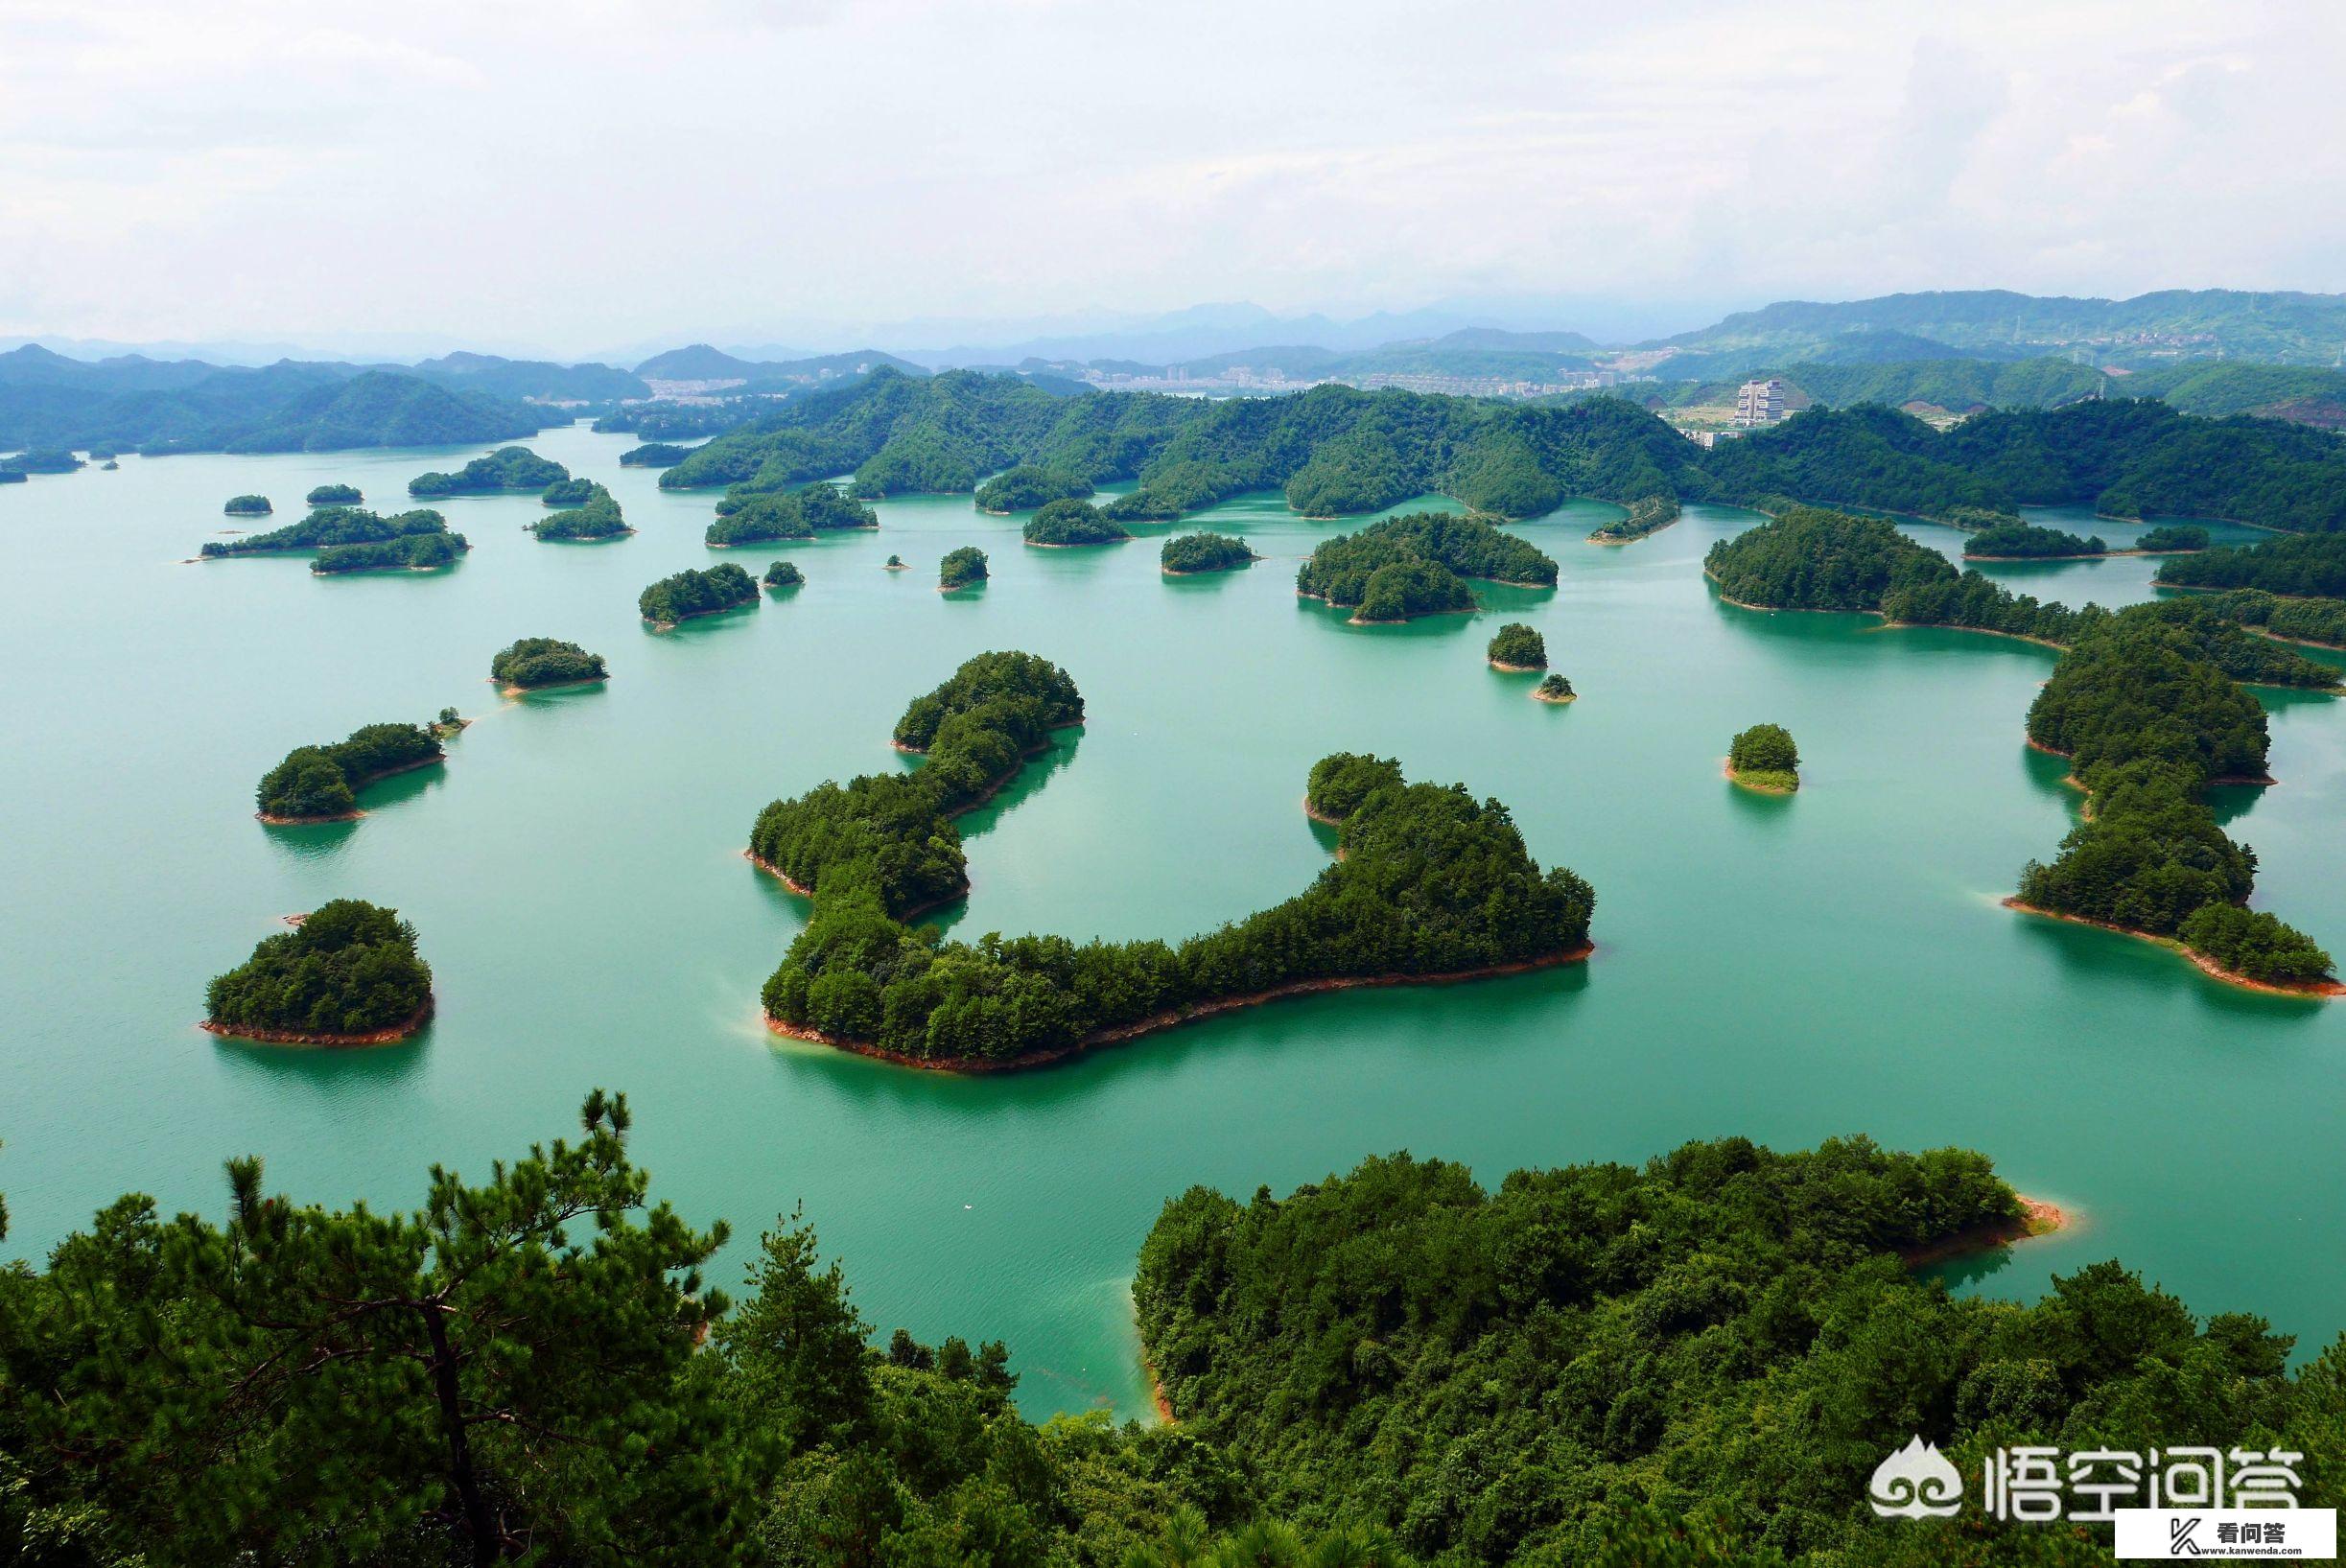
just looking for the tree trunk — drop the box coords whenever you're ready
[421,1301,501,1566]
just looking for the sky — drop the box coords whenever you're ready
[0,0,2340,358]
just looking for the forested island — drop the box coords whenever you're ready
[223,494,271,517]
[540,476,596,506]
[23,1084,2326,1563]
[1727,723,1800,792]
[4,448,82,474]
[408,445,568,497]
[620,441,692,467]
[647,363,2346,539]
[1297,512,1555,623]
[2157,530,2346,597]
[1587,493,1678,543]
[254,722,445,822]
[1705,506,2337,990]
[640,563,758,626]
[2191,588,2346,649]
[2137,524,2210,552]
[762,560,803,590]
[1534,671,1576,703]
[1021,498,1130,547]
[305,482,362,505]
[1487,622,1547,670]
[199,504,456,558]
[1962,521,2107,559]
[1160,531,1256,573]
[201,898,434,1043]
[491,637,607,691]
[311,532,467,573]
[528,483,631,541]
[750,657,1594,1068]
[704,484,877,546]
[939,546,988,591]
[974,463,1092,512]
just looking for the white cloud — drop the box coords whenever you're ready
[0,0,2337,351]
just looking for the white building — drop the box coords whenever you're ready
[1734,378,1788,426]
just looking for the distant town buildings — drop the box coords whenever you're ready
[1734,378,1788,427]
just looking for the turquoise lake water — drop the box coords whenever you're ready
[2,423,2340,1418]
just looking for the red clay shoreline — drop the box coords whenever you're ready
[2003,898,2343,997]
[254,753,446,824]
[201,997,434,1046]
[764,945,1596,1073]
[1901,1196,2069,1266]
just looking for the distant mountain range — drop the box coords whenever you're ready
[631,344,927,387]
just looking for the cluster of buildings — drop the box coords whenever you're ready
[1733,377,1789,426]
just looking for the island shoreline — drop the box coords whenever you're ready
[2003,898,2343,997]
[201,997,434,1047]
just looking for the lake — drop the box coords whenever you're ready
[2,423,2340,1419]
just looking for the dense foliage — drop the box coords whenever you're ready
[1704,507,1942,610]
[2156,531,2346,597]
[305,482,362,505]
[491,637,607,690]
[200,504,455,558]
[707,485,878,546]
[1160,532,1255,573]
[1023,499,1131,547]
[1487,623,1547,669]
[1298,513,1553,623]
[1962,522,2105,559]
[1304,752,1403,821]
[255,722,444,819]
[976,464,1093,511]
[1728,724,1800,788]
[409,445,568,497]
[2136,524,2209,552]
[747,652,1083,919]
[312,531,467,573]
[1136,1135,2346,1565]
[202,898,433,1037]
[223,493,271,516]
[755,667,1593,1064]
[1535,672,1575,702]
[2193,588,2346,650]
[621,441,693,467]
[529,483,630,541]
[1587,494,1678,542]
[940,546,989,590]
[763,559,805,589]
[641,563,760,624]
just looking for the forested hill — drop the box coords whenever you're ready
[0,355,558,454]
[659,366,2346,533]
[1643,288,2346,368]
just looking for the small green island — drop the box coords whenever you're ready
[762,560,804,590]
[305,483,362,506]
[528,483,630,542]
[200,504,457,559]
[1298,512,1555,623]
[706,484,877,546]
[640,563,759,626]
[491,637,608,692]
[409,446,568,498]
[223,494,273,517]
[1727,723,1800,793]
[620,442,692,467]
[2136,524,2210,552]
[1962,521,2108,559]
[1021,498,1130,548]
[1160,531,1256,574]
[1533,672,1576,704]
[751,655,1595,1067]
[5,449,84,475]
[539,477,597,506]
[202,899,434,1044]
[312,532,467,573]
[1487,622,1547,671]
[939,546,988,591]
[254,722,446,823]
[1588,493,1678,544]
[975,465,1093,513]
[884,553,907,570]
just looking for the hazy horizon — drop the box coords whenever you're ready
[4,0,2338,358]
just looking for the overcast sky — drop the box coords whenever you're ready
[1,0,2338,357]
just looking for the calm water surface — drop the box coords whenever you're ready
[2,428,2340,1418]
